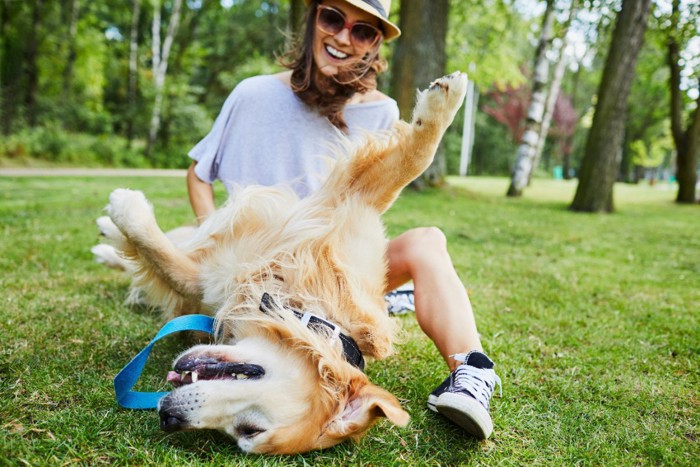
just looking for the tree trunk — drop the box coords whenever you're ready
[529,0,577,185]
[25,0,45,127]
[126,0,141,145]
[667,0,699,204]
[289,0,304,37]
[0,0,10,134]
[0,0,25,134]
[672,95,700,204]
[145,0,182,159]
[507,0,556,197]
[390,0,449,189]
[570,0,651,213]
[62,0,80,101]
[529,45,566,185]
[459,80,478,176]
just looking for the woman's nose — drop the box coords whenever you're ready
[334,27,352,47]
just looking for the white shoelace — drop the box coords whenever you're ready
[451,354,503,409]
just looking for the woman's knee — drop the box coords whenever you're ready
[394,227,448,262]
[386,227,451,288]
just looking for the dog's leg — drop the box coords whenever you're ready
[327,72,468,213]
[107,189,203,313]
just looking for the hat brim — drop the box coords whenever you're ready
[304,0,401,41]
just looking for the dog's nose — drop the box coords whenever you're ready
[159,410,185,432]
[158,397,186,432]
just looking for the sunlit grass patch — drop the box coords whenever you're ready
[1,175,697,465]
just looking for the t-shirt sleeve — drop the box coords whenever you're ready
[383,100,400,129]
[188,88,239,184]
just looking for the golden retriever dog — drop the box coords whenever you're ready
[97,72,467,454]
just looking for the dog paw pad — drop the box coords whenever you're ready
[412,72,468,129]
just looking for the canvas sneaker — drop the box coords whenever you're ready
[427,351,502,439]
[384,288,415,315]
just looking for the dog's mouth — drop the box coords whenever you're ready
[167,356,265,387]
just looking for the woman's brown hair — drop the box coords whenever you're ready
[279,0,388,130]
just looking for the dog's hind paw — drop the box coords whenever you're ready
[412,71,468,131]
[91,244,130,271]
[96,216,125,242]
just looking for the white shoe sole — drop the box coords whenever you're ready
[435,392,493,439]
[427,394,438,412]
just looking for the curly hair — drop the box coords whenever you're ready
[279,0,388,130]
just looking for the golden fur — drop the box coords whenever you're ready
[97,72,467,454]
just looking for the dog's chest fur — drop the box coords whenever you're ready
[194,186,392,356]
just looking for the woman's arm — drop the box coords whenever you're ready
[187,162,216,224]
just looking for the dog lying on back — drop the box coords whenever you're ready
[96,72,467,454]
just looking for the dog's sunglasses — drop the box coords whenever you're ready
[316,4,382,49]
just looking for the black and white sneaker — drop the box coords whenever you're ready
[427,351,501,439]
[384,287,415,315]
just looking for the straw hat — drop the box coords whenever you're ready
[304,0,401,41]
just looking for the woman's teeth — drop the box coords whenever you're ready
[326,45,348,59]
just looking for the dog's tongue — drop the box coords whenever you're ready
[166,371,182,385]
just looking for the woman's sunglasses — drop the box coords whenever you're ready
[316,5,382,49]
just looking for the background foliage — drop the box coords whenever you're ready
[1,1,697,184]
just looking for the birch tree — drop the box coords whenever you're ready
[506,0,556,197]
[528,1,578,184]
[570,0,652,212]
[145,0,182,158]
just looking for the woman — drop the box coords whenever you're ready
[187,0,501,439]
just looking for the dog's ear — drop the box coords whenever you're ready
[358,383,410,427]
[321,381,409,443]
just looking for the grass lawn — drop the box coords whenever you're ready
[1,174,698,465]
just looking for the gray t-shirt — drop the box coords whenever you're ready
[189,74,400,198]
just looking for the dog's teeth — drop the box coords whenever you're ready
[237,374,248,380]
[191,371,198,382]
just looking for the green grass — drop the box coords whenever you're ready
[1,175,698,465]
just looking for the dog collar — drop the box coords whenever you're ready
[259,293,365,371]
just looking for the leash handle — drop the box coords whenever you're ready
[113,314,216,410]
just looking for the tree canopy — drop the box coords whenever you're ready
[1,0,697,202]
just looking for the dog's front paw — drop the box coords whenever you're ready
[412,72,468,130]
[107,188,154,234]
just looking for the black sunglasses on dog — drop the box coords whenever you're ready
[316,4,382,49]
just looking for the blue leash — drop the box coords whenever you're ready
[113,314,216,410]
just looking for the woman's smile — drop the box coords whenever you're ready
[312,0,380,77]
[324,44,350,60]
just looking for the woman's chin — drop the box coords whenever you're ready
[318,64,341,77]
